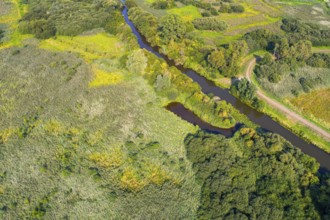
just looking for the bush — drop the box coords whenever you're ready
[152,0,174,9]
[158,14,186,44]
[306,53,330,68]
[192,17,228,31]
[230,4,244,13]
[19,0,119,38]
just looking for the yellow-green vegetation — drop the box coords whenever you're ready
[89,67,124,87]
[0,0,31,49]
[290,89,330,127]
[0,0,19,24]
[217,0,281,36]
[167,5,202,21]
[89,148,124,168]
[39,33,126,62]
[261,99,330,153]
[0,44,200,218]
[273,0,322,5]
[247,66,330,152]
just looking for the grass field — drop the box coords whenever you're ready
[0,0,31,48]
[272,0,322,5]
[0,2,203,216]
[0,41,200,219]
[290,89,330,127]
[39,33,126,62]
[167,5,202,22]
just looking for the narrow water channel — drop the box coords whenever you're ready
[122,7,330,171]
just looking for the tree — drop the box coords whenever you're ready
[294,40,312,61]
[259,53,273,65]
[158,14,186,44]
[126,49,148,74]
[275,38,290,60]
[230,78,257,102]
[208,49,226,70]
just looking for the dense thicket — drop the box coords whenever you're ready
[19,0,121,38]
[158,14,187,44]
[208,41,248,77]
[307,53,330,68]
[151,0,174,9]
[281,18,330,46]
[185,130,325,219]
[219,2,245,13]
[192,17,228,31]
[230,78,264,109]
[246,22,329,91]
[243,29,279,52]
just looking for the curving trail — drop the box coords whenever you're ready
[245,58,330,141]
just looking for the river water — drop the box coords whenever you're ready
[122,8,330,171]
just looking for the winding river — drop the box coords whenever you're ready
[122,8,330,171]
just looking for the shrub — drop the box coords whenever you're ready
[192,17,228,31]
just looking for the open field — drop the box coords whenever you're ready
[0,0,31,48]
[290,89,330,127]
[216,0,282,35]
[39,33,126,62]
[272,0,323,6]
[167,5,202,21]
[274,0,330,27]
[0,42,200,219]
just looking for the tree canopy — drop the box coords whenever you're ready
[158,14,186,44]
[185,130,324,220]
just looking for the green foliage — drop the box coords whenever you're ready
[19,0,120,38]
[219,2,245,13]
[243,29,279,52]
[207,49,226,69]
[144,52,238,128]
[125,0,138,8]
[254,60,290,83]
[275,38,312,62]
[151,0,174,9]
[256,65,330,98]
[307,53,330,68]
[192,17,228,31]
[220,40,249,77]
[231,78,256,102]
[313,174,330,219]
[281,18,330,46]
[126,49,148,74]
[185,130,322,220]
[158,14,186,44]
[0,45,198,219]
[299,77,323,93]
[128,7,159,46]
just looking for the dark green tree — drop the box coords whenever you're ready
[208,49,226,70]
[158,14,186,44]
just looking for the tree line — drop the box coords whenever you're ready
[185,130,330,219]
[18,0,121,38]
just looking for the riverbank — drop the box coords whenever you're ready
[244,57,330,153]
[122,6,330,170]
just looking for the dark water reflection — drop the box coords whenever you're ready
[122,8,330,171]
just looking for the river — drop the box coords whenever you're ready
[122,7,330,172]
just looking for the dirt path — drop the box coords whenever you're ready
[245,58,330,141]
[312,48,330,54]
